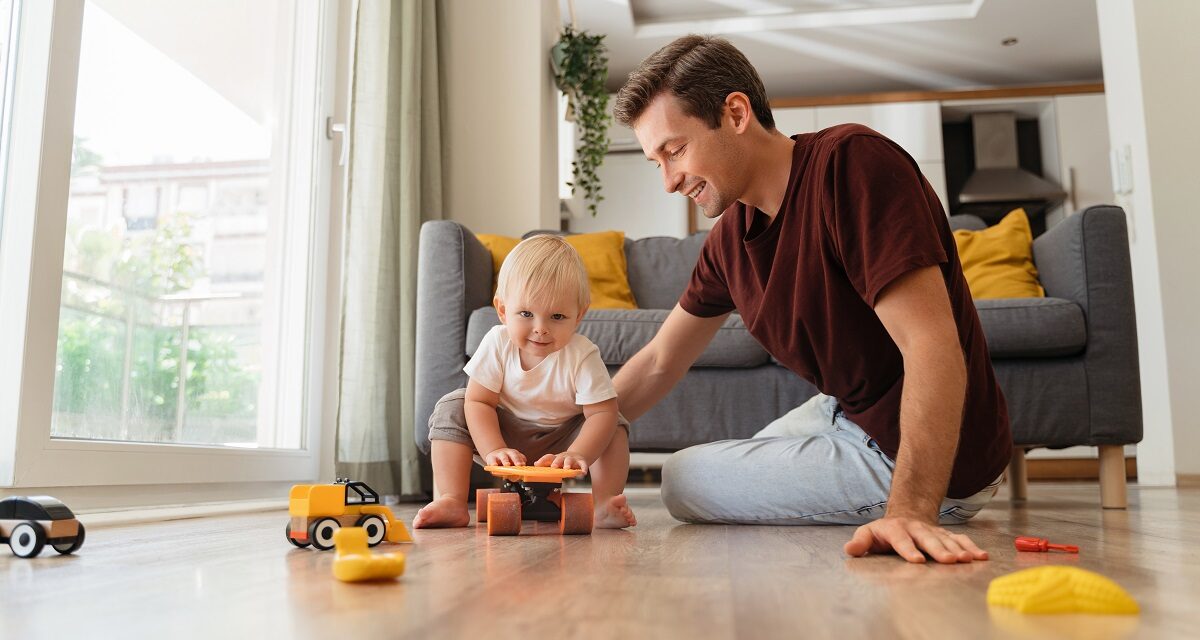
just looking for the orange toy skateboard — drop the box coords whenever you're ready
[477,466,593,536]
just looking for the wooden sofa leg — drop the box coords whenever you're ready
[1007,447,1028,502]
[1099,445,1128,509]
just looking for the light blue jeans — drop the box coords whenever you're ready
[660,394,1002,525]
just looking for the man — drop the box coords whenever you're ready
[611,35,1012,564]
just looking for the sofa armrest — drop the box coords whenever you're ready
[1032,205,1142,445]
[414,220,493,453]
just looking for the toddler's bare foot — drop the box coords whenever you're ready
[594,494,637,529]
[413,496,470,529]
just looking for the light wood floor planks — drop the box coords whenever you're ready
[2,483,1198,639]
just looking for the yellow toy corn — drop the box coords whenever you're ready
[987,566,1139,614]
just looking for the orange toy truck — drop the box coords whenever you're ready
[286,478,413,550]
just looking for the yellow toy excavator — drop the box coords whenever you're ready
[286,478,413,550]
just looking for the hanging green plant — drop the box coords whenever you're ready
[551,26,610,217]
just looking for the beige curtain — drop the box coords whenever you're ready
[336,0,442,497]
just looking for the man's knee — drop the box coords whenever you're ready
[660,446,717,523]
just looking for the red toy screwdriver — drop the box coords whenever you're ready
[1014,536,1079,553]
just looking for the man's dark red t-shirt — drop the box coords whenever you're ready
[679,124,1011,498]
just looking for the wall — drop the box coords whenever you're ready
[439,0,560,236]
[1097,0,1200,481]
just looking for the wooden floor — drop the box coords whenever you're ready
[3,483,1199,639]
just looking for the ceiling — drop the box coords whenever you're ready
[568,0,1103,98]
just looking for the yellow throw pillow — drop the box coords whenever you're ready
[953,208,1045,299]
[476,233,520,291]
[563,231,638,310]
[474,231,638,310]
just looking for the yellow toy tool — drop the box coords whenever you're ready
[286,478,413,550]
[332,527,405,583]
[987,566,1140,614]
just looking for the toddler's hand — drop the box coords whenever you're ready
[484,448,526,467]
[535,451,588,475]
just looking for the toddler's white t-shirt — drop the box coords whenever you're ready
[463,325,616,426]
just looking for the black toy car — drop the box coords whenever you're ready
[0,496,86,558]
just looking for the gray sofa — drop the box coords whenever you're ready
[415,205,1141,508]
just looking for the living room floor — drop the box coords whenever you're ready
[3,483,1197,639]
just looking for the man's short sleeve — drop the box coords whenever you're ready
[825,134,948,307]
[463,326,505,393]
[573,346,616,406]
[679,222,736,317]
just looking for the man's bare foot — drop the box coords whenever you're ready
[594,494,637,529]
[413,496,470,529]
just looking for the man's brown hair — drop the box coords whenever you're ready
[613,35,774,131]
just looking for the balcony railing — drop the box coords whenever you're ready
[54,270,262,445]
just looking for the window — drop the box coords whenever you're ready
[52,1,304,449]
[0,0,343,491]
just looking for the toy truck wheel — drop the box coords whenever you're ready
[286,521,310,548]
[52,522,85,555]
[9,522,46,558]
[308,517,340,550]
[486,493,521,536]
[356,515,387,546]
[476,488,500,523]
[559,492,594,535]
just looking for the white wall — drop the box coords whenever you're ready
[439,0,560,236]
[1097,0,1200,481]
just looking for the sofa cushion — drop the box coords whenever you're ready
[953,208,1046,299]
[479,231,637,309]
[465,307,770,368]
[625,233,706,309]
[974,297,1086,358]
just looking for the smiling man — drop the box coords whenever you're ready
[610,35,1012,564]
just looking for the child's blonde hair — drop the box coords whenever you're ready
[495,234,590,310]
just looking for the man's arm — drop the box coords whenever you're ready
[843,265,987,564]
[613,304,730,421]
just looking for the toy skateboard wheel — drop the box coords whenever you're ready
[487,493,521,536]
[356,515,387,546]
[309,517,340,550]
[9,522,46,558]
[559,492,593,535]
[52,522,85,555]
[286,521,310,548]
[476,488,500,523]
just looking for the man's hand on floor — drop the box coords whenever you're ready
[843,516,988,564]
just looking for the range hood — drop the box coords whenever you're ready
[958,112,1066,206]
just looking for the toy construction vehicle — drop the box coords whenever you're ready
[286,478,412,550]
[477,466,593,536]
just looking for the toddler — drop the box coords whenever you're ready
[413,234,637,529]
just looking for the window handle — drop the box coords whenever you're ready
[326,117,349,167]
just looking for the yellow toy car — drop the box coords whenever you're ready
[286,478,412,550]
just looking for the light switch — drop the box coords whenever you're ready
[1109,145,1133,195]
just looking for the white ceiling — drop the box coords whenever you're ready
[568,0,1103,98]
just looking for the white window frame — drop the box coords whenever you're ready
[0,0,343,497]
